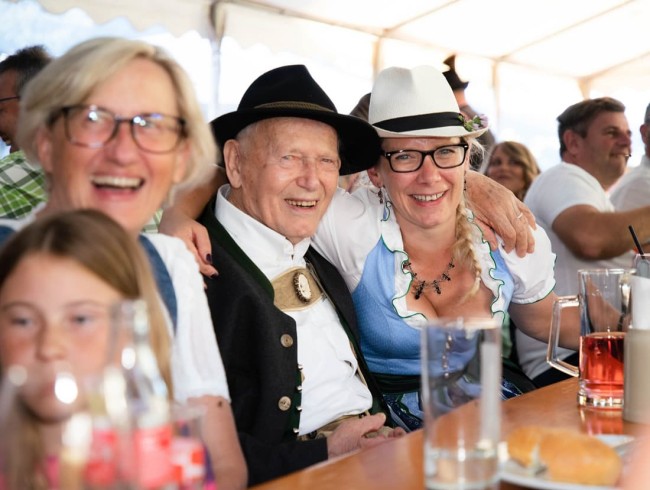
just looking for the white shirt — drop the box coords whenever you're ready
[0,210,230,404]
[525,161,630,295]
[610,155,650,211]
[215,185,372,435]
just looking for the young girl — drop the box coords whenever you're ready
[0,209,171,489]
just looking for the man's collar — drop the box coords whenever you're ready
[215,185,311,274]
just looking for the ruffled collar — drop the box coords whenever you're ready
[377,203,507,326]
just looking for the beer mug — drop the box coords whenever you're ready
[548,269,632,408]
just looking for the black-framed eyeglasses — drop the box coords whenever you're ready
[56,104,186,154]
[382,143,469,173]
[0,96,19,104]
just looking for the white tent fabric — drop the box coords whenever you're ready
[36,0,215,37]
[215,0,650,92]
[28,0,650,92]
[5,0,650,168]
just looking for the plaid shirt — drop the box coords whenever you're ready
[0,150,160,233]
[0,150,47,219]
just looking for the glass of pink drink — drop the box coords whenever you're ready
[548,269,632,408]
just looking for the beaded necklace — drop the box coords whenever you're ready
[402,260,455,299]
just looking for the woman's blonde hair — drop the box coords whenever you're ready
[16,36,215,196]
[454,138,483,299]
[0,209,172,489]
[482,141,541,201]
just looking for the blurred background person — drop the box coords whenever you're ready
[339,92,372,192]
[442,54,496,170]
[482,141,541,201]
[481,140,542,377]
[0,45,51,219]
[518,97,649,387]
[610,102,650,211]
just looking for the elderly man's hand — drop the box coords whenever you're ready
[465,171,536,257]
[326,413,405,458]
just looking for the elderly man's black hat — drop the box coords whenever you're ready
[210,65,380,175]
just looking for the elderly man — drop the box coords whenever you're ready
[517,97,650,387]
[193,65,401,485]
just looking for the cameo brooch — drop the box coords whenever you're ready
[293,271,312,302]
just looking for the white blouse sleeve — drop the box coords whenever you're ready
[501,225,557,304]
[146,234,231,403]
[313,187,384,291]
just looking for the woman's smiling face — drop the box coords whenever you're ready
[369,136,467,233]
[485,146,526,197]
[36,58,189,235]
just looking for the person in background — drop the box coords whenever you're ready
[610,102,650,210]
[0,210,171,489]
[442,54,496,170]
[4,37,246,489]
[481,140,542,376]
[482,141,541,201]
[518,97,650,387]
[339,92,372,193]
[0,45,51,220]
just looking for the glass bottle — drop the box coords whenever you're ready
[106,299,175,490]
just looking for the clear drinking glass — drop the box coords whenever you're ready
[421,317,501,490]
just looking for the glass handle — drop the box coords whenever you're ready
[547,295,579,377]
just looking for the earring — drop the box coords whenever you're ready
[463,174,467,192]
[378,188,384,204]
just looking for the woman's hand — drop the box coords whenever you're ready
[159,207,217,278]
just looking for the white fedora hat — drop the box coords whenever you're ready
[368,65,488,139]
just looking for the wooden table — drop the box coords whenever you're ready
[251,378,643,490]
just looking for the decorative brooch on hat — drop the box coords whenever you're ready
[459,114,488,133]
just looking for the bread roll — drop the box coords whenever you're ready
[507,425,622,486]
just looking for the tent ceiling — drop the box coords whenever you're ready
[32,0,650,90]
[215,0,650,89]
[35,0,215,37]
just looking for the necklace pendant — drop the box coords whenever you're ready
[414,282,425,300]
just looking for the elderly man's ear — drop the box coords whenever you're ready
[366,166,383,189]
[223,139,243,189]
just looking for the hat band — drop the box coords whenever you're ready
[373,112,463,133]
[255,101,335,113]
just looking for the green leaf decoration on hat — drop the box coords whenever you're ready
[458,114,484,132]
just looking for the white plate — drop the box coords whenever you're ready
[499,434,634,490]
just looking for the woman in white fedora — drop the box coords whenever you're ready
[310,65,579,430]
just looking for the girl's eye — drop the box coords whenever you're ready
[71,314,93,325]
[9,316,34,328]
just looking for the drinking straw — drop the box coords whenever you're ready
[629,225,646,257]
